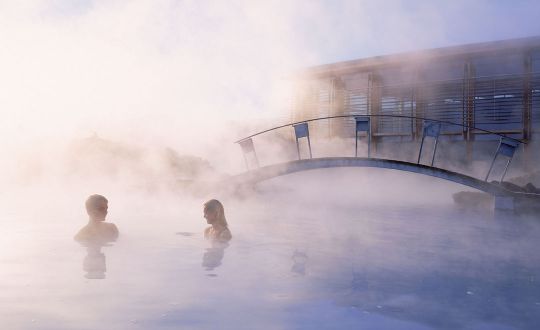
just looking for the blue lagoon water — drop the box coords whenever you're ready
[1,169,539,329]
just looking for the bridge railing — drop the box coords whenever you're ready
[236,114,526,183]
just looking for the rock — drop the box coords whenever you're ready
[499,181,527,192]
[452,191,493,209]
[525,183,540,194]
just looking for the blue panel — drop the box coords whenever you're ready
[355,117,370,132]
[498,138,518,157]
[499,143,516,157]
[294,123,309,139]
[423,121,441,137]
[239,138,255,154]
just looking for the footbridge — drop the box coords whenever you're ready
[232,115,540,210]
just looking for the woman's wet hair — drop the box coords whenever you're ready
[204,199,227,226]
[204,199,222,212]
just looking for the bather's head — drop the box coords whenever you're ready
[203,199,227,227]
[85,194,108,222]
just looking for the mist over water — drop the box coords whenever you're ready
[2,1,540,329]
[1,169,539,329]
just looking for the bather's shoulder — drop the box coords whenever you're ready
[204,226,212,239]
[74,224,92,242]
[74,222,119,243]
[104,222,119,240]
[218,228,232,241]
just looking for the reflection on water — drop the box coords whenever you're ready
[2,183,540,329]
[202,240,229,273]
[291,249,308,276]
[323,208,540,329]
[82,243,108,279]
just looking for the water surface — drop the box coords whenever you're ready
[1,170,539,329]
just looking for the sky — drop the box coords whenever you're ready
[0,0,539,175]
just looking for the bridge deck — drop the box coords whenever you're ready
[231,157,539,199]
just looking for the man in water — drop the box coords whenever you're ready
[74,194,119,243]
[203,199,232,242]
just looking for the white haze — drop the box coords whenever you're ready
[1,0,540,184]
[1,2,540,329]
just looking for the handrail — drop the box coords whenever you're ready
[235,114,527,144]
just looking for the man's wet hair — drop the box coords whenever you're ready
[85,194,108,213]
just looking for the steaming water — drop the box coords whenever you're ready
[1,169,540,330]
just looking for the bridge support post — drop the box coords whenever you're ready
[355,117,371,158]
[417,120,441,166]
[238,138,259,170]
[494,196,514,211]
[293,122,312,160]
[485,137,519,182]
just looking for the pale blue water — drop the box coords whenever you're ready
[1,169,539,329]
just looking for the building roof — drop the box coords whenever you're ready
[298,35,540,79]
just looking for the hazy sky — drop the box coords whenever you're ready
[294,0,540,63]
[0,0,539,158]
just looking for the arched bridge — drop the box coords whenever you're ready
[232,157,514,196]
[231,114,540,209]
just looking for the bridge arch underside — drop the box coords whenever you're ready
[232,157,513,196]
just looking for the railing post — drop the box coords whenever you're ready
[238,138,259,170]
[355,117,370,157]
[417,120,441,166]
[293,122,312,160]
[485,137,519,182]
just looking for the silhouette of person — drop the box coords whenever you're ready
[201,199,231,275]
[75,194,119,243]
[75,194,119,279]
[203,199,231,242]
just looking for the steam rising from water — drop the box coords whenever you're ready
[2,0,540,184]
[1,2,540,329]
[2,170,540,329]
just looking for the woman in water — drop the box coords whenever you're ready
[203,199,232,242]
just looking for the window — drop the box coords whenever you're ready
[472,53,524,77]
[419,59,465,82]
[532,49,540,129]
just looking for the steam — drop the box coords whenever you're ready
[2,3,540,329]
[1,1,539,186]
[0,1,303,185]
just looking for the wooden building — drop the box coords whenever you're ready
[290,36,540,166]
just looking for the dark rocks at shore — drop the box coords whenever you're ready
[453,180,540,213]
[489,181,540,194]
[525,183,540,193]
[507,170,540,187]
[452,191,493,210]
